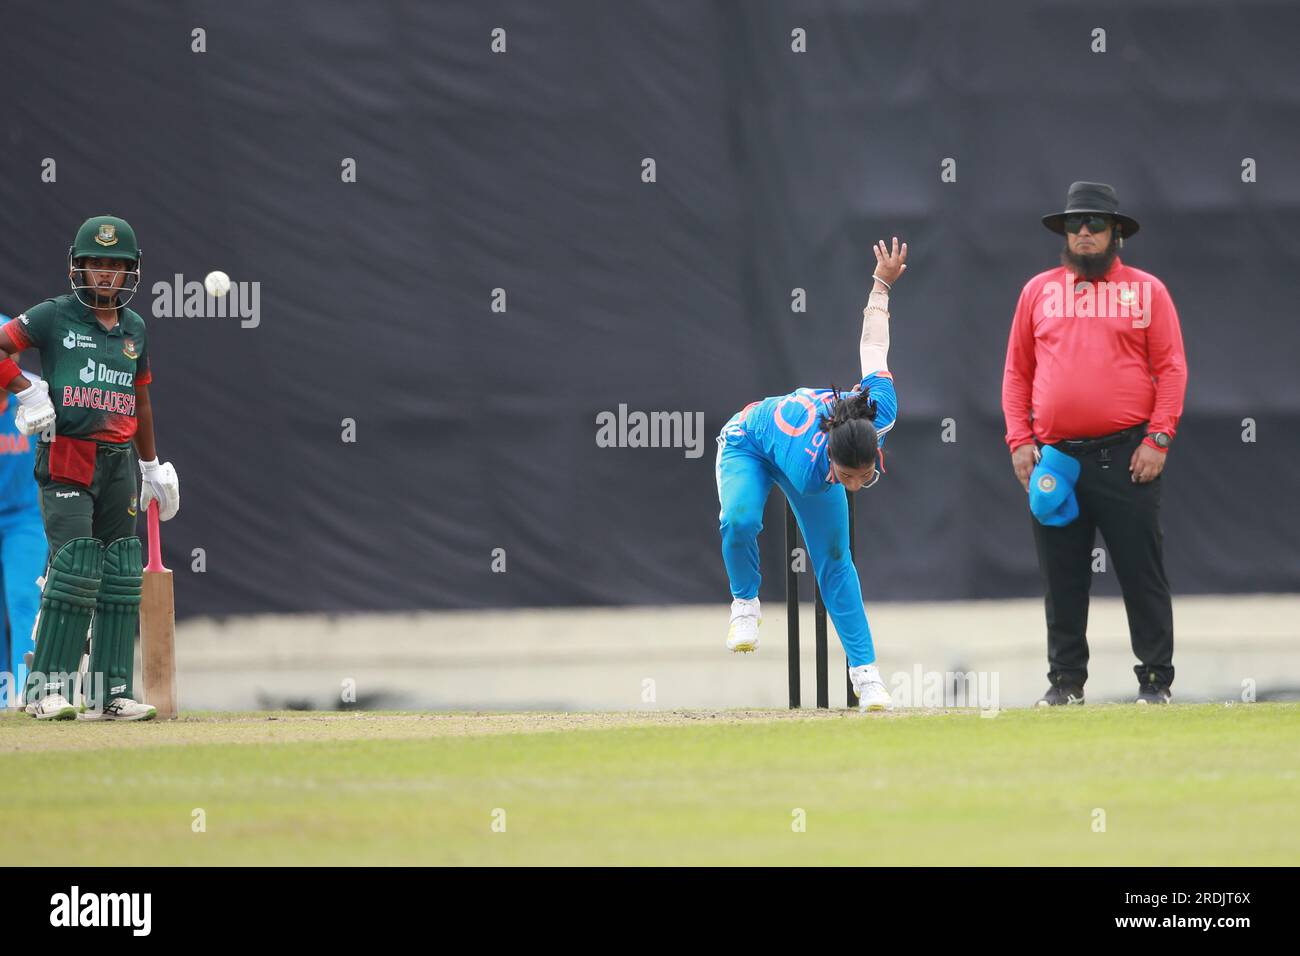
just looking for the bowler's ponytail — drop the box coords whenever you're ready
[818,386,878,468]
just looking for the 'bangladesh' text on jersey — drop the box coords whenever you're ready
[720,371,897,496]
[1,294,151,445]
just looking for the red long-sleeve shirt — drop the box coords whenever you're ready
[1002,257,1187,451]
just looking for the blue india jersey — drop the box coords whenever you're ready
[0,394,39,515]
[720,371,897,496]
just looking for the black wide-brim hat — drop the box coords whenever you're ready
[1042,181,1140,238]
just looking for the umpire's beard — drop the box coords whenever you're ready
[1061,240,1119,281]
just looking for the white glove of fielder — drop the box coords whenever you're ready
[139,457,180,521]
[14,379,56,437]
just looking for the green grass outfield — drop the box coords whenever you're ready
[1,703,1295,865]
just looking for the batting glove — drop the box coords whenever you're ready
[139,457,181,521]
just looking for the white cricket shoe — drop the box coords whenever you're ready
[726,598,761,652]
[25,693,77,721]
[850,663,892,713]
[78,697,157,722]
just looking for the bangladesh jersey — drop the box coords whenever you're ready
[720,371,897,496]
[2,294,152,445]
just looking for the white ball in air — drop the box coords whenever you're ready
[204,270,231,297]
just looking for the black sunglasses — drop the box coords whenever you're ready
[1063,214,1113,234]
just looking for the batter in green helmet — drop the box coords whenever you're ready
[0,215,181,721]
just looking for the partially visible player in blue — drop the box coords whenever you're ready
[715,238,907,712]
[0,319,47,709]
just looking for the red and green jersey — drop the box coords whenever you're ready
[2,294,152,445]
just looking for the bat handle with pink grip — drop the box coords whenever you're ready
[145,500,169,572]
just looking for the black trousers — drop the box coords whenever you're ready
[1031,429,1174,690]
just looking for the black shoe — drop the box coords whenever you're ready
[1136,685,1171,705]
[1036,685,1085,707]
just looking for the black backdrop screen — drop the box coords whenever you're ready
[2,1,1297,618]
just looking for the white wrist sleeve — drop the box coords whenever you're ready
[860,291,891,376]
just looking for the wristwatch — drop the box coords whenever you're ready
[1147,431,1171,449]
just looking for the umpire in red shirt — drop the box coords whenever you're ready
[1002,182,1188,706]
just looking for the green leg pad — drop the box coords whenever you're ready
[87,537,144,708]
[27,538,104,702]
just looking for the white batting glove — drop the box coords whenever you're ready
[14,379,55,436]
[139,458,181,521]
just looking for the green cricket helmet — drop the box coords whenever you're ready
[68,215,142,309]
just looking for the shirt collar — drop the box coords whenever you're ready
[71,297,126,335]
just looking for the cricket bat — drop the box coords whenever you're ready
[140,500,178,719]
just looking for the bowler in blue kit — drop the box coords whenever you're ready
[714,239,908,712]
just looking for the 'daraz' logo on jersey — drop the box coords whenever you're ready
[95,223,118,246]
[123,338,138,360]
[63,331,77,349]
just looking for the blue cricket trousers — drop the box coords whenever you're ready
[0,508,46,707]
[715,440,876,667]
